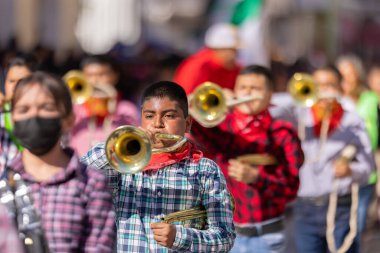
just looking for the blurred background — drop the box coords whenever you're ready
[1,0,380,101]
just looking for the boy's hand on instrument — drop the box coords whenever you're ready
[334,159,351,178]
[151,222,176,248]
[228,159,259,184]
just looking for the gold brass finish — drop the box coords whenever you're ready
[105,125,187,174]
[189,82,262,128]
[63,70,93,104]
[288,73,318,107]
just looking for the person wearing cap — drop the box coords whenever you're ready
[173,23,242,94]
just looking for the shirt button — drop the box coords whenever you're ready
[157,191,162,196]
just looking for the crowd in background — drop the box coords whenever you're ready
[0,1,380,252]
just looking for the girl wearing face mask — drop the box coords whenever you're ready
[8,71,115,253]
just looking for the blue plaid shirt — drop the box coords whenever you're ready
[81,143,235,253]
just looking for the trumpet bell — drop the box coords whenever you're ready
[63,70,93,104]
[105,126,152,174]
[288,73,318,107]
[189,82,227,128]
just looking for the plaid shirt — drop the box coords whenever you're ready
[191,109,304,224]
[0,127,19,175]
[81,143,235,253]
[9,148,116,253]
[0,204,25,253]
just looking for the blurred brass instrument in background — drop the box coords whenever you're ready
[288,73,318,107]
[189,82,263,128]
[63,70,93,104]
[105,125,187,174]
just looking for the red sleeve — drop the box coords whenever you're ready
[251,124,304,203]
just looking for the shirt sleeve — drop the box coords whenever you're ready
[80,143,120,191]
[348,119,376,185]
[251,125,304,203]
[0,204,25,253]
[171,159,236,252]
[84,169,116,253]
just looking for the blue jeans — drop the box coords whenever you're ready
[294,199,359,253]
[230,232,285,253]
[357,184,375,235]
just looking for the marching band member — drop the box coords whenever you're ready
[277,65,374,253]
[190,65,304,253]
[5,71,115,252]
[81,81,235,252]
[69,55,139,156]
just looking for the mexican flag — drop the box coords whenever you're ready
[231,0,269,67]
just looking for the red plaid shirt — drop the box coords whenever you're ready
[191,109,304,223]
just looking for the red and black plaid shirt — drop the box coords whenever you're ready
[191,109,304,223]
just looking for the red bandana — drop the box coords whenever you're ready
[144,141,203,172]
[311,101,344,137]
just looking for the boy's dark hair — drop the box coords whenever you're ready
[239,65,274,90]
[7,54,38,72]
[316,64,343,82]
[80,54,119,72]
[141,81,188,117]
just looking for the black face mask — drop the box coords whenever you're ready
[13,117,62,156]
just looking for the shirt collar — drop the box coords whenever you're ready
[10,148,82,185]
[229,109,272,132]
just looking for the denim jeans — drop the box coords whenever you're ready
[294,199,359,253]
[230,232,285,253]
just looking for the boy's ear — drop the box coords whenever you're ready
[185,115,192,133]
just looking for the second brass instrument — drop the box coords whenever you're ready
[189,82,263,128]
[288,72,322,107]
[63,70,93,104]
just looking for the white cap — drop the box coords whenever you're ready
[204,23,241,49]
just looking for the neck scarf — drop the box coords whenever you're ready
[311,100,344,137]
[144,141,203,172]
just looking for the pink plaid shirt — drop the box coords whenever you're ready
[10,148,116,253]
[70,100,139,156]
[0,204,25,253]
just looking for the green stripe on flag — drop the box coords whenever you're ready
[231,0,262,26]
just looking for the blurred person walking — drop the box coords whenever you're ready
[337,55,378,249]
[190,65,304,253]
[69,55,139,156]
[275,66,374,253]
[3,72,115,252]
[173,23,242,94]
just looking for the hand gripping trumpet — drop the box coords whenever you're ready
[105,125,187,174]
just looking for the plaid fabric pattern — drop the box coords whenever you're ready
[81,143,236,253]
[9,148,116,253]
[0,127,19,175]
[191,109,304,223]
[0,204,25,253]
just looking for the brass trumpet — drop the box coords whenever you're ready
[189,82,263,128]
[105,125,187,174]
[288,73,318,107]
[63,70,93,104]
